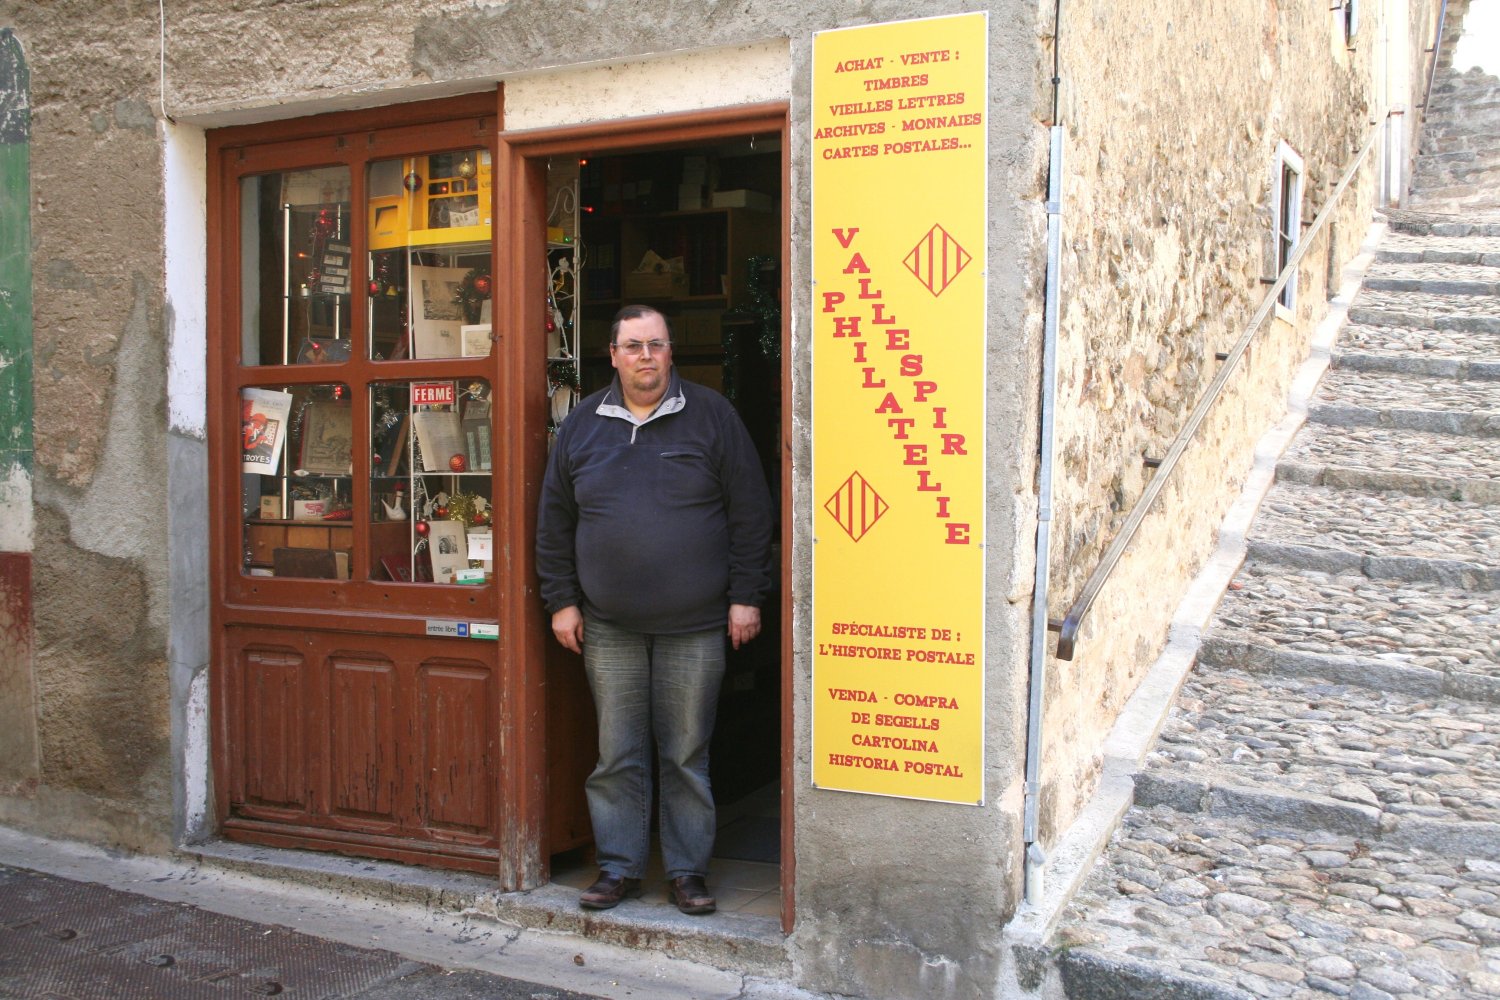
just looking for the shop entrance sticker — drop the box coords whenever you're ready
[811,12,988,805]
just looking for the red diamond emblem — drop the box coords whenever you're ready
[904,224,970,297]
[824,471,888,542]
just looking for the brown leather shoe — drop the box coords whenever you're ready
[668,874,716,915]
[579,871,641,910]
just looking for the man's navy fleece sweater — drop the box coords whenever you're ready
[535,372,773,635]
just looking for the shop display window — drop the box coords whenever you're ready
[368,378,494,584]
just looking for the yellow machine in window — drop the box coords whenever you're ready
[369,150,492,250]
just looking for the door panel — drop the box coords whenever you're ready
[223,624,500,867]
[239,644,307,813]
[328,654,398,821]
[419,660,494,834]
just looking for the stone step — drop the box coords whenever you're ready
[1137,667,1500,850]
[1347,287,1500,333]
[1421,131,1500,155]
[1196,563,1499,699]
[1382,215,1500,237]
[1338,320,1500,364]
[1278,423,1500,503]
[1422,108,1500,135]
[1408,186,1500,212]
[1412,165,1500,194]
[1378,229,1500,259]
[1361,261,1500,294]
[1333,349,1500,379]
[1248,480,1499,575]
[1049,805,1500,1000]
[1414,146,1500,169]
[1306,368,1500,438]
[1376,247,1500,267]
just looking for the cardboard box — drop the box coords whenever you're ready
[711,189,773,211]
[292,499,330,520]
[623,269,687,299]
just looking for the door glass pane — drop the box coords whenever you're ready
[368,379,494,584]
[241,383,353,578]
[239,167,353,367]
[367,150,492,361]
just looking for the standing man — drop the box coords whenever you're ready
[536,304,773,915]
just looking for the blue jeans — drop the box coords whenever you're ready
[582,614,725,879]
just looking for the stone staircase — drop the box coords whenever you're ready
[1034,226,1500,995]
[1409,4,1500,216]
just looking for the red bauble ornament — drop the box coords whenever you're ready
[434,504,449,519]
[403,171,423,192]
[472,274,492,297]
[368,279,382,296]
[414,520,430,537]
[449,454,468,473]
[473,510,490,526]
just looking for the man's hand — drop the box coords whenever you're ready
[728,604,761,650]
[552,605,584,654]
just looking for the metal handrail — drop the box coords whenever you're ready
[1421,0,1451,115]
[1048,123,1380,660]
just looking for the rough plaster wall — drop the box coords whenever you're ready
[0,1,173,849]
[783,8,1047,999]
[1036,0,1382,841]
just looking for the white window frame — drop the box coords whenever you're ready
[1273,141,1304,319]
[1342,0,1359,46]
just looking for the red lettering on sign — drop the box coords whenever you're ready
[871,303,896,325]
[945,522,971,545]
[932,406,948,429]
[916,469,942,492]
[821,291,845,312]
[935,495,951,518]
[875,393,904,414]
[833,228,860,249]
[900,354,923,377]
[941,433,967,455]
[843,253,871,274]
[858,277,882,299]
[903,443,927,466]
[852,340,869,363]
[833,316,862,338]
[888,417,915,439]
[862,367,886,389]
[886,328,910,351]
[913,380,937,402]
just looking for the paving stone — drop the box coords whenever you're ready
[1309,368,1500,436]
[1041,60,1500,999]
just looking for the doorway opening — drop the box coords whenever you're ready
[530,131,786,922]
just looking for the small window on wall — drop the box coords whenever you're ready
[1274,141,1304,316]
[1341,0,1359,46]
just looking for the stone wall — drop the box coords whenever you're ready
[0,1,173,850]
[1035,0,1392,843]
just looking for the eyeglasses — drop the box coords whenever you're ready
[612,339,671,357]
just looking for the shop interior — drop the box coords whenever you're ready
[541,138,784,916]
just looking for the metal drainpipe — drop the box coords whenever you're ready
[1023,0,1067,908]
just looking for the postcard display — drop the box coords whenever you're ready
[238,152,581,584]
[367,150,498,585]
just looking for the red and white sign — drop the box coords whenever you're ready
[410,381,455,407]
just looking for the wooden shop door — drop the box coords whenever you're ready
[207,92,557,886]
[498,104,792,921]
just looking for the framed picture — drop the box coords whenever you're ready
[427,520,469,584]
[460,323,492,358]
[299,401,353,475]
[410,265,467,358]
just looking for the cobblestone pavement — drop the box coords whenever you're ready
[1040,129,1500,1000]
